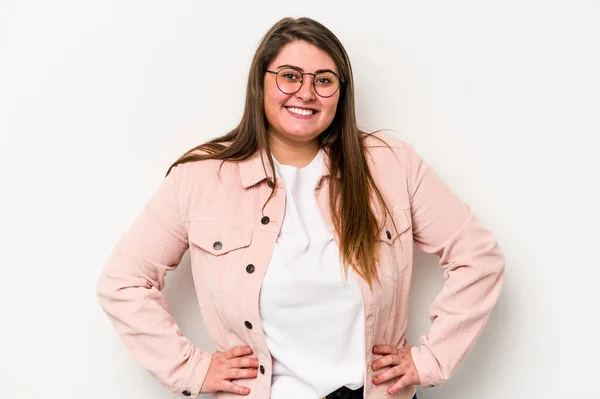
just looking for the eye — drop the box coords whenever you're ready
[279,69,302,82]
[315,73,337,87]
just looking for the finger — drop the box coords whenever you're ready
[231,356,260,369]
[372,364,405,385]
[225,366,259,380]
[387,374,416,395]
[372,344,398,355]
[224,346,253,360]
[371,354,402,371]
[221,380,251,395]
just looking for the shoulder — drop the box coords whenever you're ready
[168,142,238,184]
[363,130,400,147]
[362,130,418,160]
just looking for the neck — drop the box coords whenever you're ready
[268,133,320,168]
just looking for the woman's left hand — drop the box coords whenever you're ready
[371,344,421,394]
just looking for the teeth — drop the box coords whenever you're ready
[287,107,315,116]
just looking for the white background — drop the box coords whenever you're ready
[1,1,599,398]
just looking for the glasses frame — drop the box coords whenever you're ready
[265,67,343,98]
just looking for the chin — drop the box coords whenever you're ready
[282,128,322,140]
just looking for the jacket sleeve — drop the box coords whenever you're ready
[402,142,506,389]
[96,164,212,397]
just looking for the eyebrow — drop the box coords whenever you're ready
[276,64,339,76]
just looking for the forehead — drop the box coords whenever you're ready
[270,41,338,74]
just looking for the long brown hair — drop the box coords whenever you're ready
[167,17,398,290]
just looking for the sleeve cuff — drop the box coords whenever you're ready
[178,348,213,397]
[410,345,446,389]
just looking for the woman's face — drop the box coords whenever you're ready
[264,41,341,145]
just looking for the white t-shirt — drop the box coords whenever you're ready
[258,148,365,399]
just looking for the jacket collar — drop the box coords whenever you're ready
[238,146,335,189]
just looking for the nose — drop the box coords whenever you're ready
[295,76,316,101]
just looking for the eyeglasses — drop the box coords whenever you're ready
[266,66,342,98]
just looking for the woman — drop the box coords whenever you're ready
[96,17,505,399]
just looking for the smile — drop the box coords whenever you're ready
[285,106,316,117]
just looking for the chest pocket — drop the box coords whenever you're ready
[188,221,253,292]
[378,209,412,280]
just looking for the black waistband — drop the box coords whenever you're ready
[325,385,364,399]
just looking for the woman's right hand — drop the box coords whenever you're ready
[199,345,259,395]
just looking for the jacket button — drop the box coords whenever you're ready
[260,365,265,374]
[386,230,392,240]
[213,241,223,250]
[244,321,253,329]
[261,216,270,225]
[182,390,191,396]
[267,179,275,188]
[246,264,255,273]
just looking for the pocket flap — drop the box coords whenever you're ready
[188,221,253,256]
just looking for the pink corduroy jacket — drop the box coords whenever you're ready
[96,133,505,399]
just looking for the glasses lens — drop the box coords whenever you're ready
[314,72,340,97]
[276,68,302,94]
